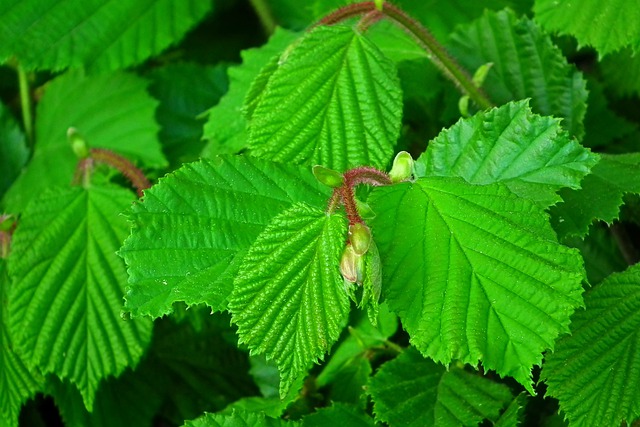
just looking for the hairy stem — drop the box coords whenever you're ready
[17,65,34,146]
[315,1,494,110]
[90,148,150,197]
[249,0,276,35]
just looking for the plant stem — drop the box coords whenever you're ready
[315,1,494,110]
[249,0,276,36]
[17,64,34,146]
[90,148,150,197]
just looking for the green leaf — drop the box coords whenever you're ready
[369,347,513,427]
[120,156,330,318]
[2,70,164,212]
[7,185,153,410]
[0,0,212,71]
[0,103,28,200]
[416,100,598,207]
[495,393,527,427]
[449,9,588,139]
[369,177,585,392]
[302,403,375,427]
[551,153,640,238]
[248,25,403,171]
[148,63,229,166]
[0,260,43,427]
[534,0,640,56]
[601,49,640,97]
[184,409,297,427]
[202,28,300,157]
[542,264,640,426]
[229,203,350,397]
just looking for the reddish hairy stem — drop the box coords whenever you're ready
[90,148,150,197]
[343,166,391,187]
[340,185,364,225]
[314,1,375,27]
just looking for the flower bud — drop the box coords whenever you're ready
[388,151,414,183]
[348,223,371,256]
[312,165,344,188]
[340,244,364,285]
[68,127,89,158]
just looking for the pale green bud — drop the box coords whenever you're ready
[340,244,365,285]
[312,165,344,188]
[388,151,414,183]
[67,127,89,158]
[349,223,371,256]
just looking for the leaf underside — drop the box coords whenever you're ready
[416,100,598,207]
[120,156,330,318]
[0,0,212,71]
[369,347,512,427]
[449,9,588,139]
[7,185,153,410]
[248,24,403,171]
[229,203,349,397]
[369,177,585,392]
[543,264,640,427]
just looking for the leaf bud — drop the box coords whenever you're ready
[348,223,371,256]
[67,127,89,158]
[340,244,364,285]
[388,151,414,183]
[312,165,344,188]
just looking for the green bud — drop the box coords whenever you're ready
[312,165,344,188]
[355,199,376,220]
[349,223,371,256]
[388,151,414,183]
[67,127,89,158]
[472,62,493,88]
[340,244,365,285]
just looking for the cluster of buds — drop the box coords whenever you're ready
[340,223,371,285]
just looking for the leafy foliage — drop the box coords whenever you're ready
[2,0,640,425]
[543,264,640,426]
[247,25,403,171]
[369,177,585,392]
[0,0,213,71]
[369,347,513,426]
[229,203,349,397]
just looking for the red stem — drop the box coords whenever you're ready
[90,148,150,197]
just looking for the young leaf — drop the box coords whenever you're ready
[0,260,43,427]
[229,203,350,397]
[119,156,330,318]
[369,347,513,427]
[534,0,640,56]
[301,403,375,427]
[369,177,585,393]
[542,264,640,427]
[2,71,164,212]
[0,0,212,71]
[416,100,598,207]
[449,9,588,139]
[148,63,229,166]
[7,185,153,410]
[0,102,28,200]
[248,25,403,171]
[550,153,640,239]
[202,28,300,157]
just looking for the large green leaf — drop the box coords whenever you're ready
[301,403,375,427]
[534,0,640,56]
[248,25,403,171]
[601,49,640,97]
[202,28,300,157]
[0,0,212,71]
[2,70,164,212]
[0,260,43,427]
[542,264,640,426]
[7,185,153,410]
[120,156,330,318]
[369,348,513,427]
[148,63,229,166]
[0,103,28,200]
[229,203,349,397]
[449,9,588,139]
[551,153,640,238]
[184,409,297,427]
[416,100,598,207]
[369,177,585,392]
